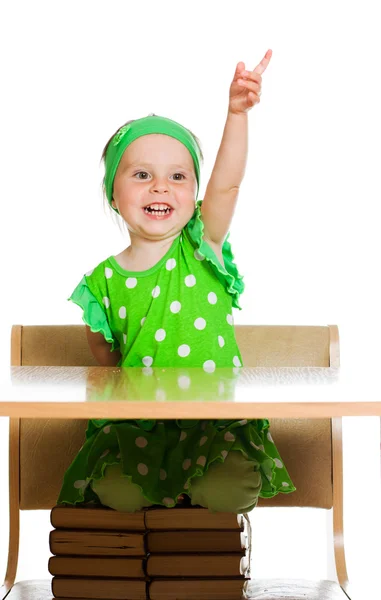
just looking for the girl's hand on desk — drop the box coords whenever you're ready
[229,49,272,114]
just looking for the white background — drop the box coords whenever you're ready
[0,0,380,595]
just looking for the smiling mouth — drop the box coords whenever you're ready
[143,204,173,216]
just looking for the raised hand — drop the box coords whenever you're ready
[229,49,272,114]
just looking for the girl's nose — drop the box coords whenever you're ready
[151,179,169,193]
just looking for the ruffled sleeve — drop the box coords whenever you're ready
[68,276,119,352]
[185,200,245,309]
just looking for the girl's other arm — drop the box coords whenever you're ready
[201,50,272,246]
[85,326,122,366]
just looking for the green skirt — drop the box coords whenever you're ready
[57,417,296,507]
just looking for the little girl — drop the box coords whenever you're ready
[58,50,296,513]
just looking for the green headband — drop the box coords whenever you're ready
[104,115,201,211]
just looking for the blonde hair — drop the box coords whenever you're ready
[100,113,204,234]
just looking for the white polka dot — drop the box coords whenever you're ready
[85,269,94,276]
[119,306,127,319]
[233,356,242,367]
[185,274,196,287]
[137,463,148,476]
[156,389,166,401]
[123,333,127,344]
[208,292,217,304]
[166,258,176,270]
[163,497,175,506]
[142,366,153,376]
[141,317,146,326]
[218,336,225,348]
[226,314,234,325]
[170,301,181,313]
[250,441,261,450]
[221,450,228,459]
[155,329,166,342]
[203,360,216,373]
[182,458,192,471]
[74,479,87,489]
[194,317,206,330]
[199,436,208,446]
[282,482,289,487]
[194,249,205,261]
[152,285,160,298]
[103,426,111,434]
[142,356,153,367]
[258,444,265,452]
[135,437,148,448]
[267,432,274,443]
[100,449,110,459]
[178,344,190,357]
[126,277,137,288]
[103,297,110,309]
[197,456,207,467]
[178,375,191,390]
[274,458,283,468]
[183,481,189,490]
[224,431,235,442]
[105,267,113,279]
[266,474,272,481]
[180,431,187,441]
[238,419,247,426]
[160,469,167,480]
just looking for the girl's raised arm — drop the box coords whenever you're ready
[201,50,272,246]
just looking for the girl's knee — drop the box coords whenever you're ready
[189,451,262,513]
[91,463,154,512]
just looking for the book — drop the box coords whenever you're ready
[48,552,249,578]
[50,529,247,556]
[51,505,245,531]
[150,578,248,600]
[50,529,146,557]
[52,576,248,600]
[51,577,146,599]
[148,530,247,553]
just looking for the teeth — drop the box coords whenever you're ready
[144,205,172,216]
[146,204,171,210]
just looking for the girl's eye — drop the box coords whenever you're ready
[135,171,149,180]
[133,172,185,180]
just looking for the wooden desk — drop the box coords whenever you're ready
[0,365,380,418]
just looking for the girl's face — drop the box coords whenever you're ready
[112,134,197,241]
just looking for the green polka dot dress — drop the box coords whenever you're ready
[58,201,295,507]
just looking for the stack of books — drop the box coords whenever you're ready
[49,504,251,599]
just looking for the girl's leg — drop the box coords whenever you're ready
[91,463,154,512]
[189,451,262,513]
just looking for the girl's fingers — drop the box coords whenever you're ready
[253,49,272,75]
[233,61,246,81]
[237,78,261,94]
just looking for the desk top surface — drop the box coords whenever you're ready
[0,365,380,418]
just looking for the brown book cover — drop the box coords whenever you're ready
[48,553,249,579]
[49,529,146,557]
[48,555,145,578]
[52,577,248,600]
[145,507,245,530]
[51,505,245,531]
[150,578,248,600]
[147,530,247,553]
[51,505,146,531]
[52,577,147,599]
[50,528,247,556]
